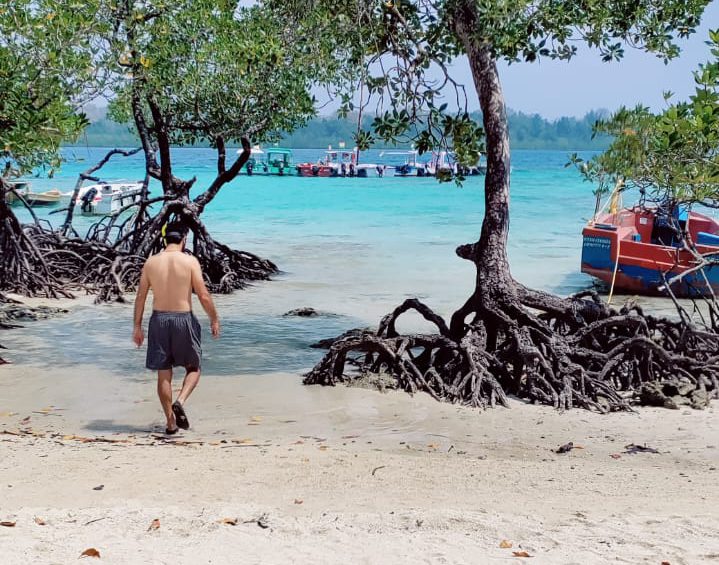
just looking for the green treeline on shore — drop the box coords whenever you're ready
[68,109,611,150]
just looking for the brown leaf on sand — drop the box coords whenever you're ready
[147,519,160,531]
[219,518,237,526]
[294,499,303,505]
[512,551,531,558]
[610,453,622,460]
[499,540,513,548]
[20,416,30,425]
[34,517,46,526]
[0,521,16,527]
[661,561,671,565]
[79,548,101,558]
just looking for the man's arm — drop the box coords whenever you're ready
[133,265,151,346]
[190,258,220,338]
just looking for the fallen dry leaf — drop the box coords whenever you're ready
[20,416,30,425]
[219,517,237,526]
[661,561,670,565]
[63,434,76,440]
[499,540,513,548]
[610,453,622,459]
[294,499,303,505]
[427,443,438,449]
[512,551,531,558]
[38,407,54,414]
[34,517,46,526]
[80,548,101,558]
[231,438,255,445]
[0,521,16,527]
[147,519,160,531]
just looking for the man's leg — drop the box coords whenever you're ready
[157,369,176,430]
[176,366,200,405]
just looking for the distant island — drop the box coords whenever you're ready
[67,109,611,151]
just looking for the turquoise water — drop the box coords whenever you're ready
[6,147,599,374]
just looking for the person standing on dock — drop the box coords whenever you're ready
[132,221,221,434]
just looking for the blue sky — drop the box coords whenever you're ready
[312,1,718,119]
[452,1,719,118]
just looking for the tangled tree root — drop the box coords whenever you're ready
[305,295,719,412]
[1,198,277,304]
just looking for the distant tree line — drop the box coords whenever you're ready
[68,109,611,150]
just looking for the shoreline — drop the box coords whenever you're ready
[1,284,718,562]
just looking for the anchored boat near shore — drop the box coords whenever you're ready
[241,146,296,176]
[5,182,63,207]
[296,146,386,177]
[581,190,719,297]
[61,181,145,216]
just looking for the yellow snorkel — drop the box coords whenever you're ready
[161,222,168,247]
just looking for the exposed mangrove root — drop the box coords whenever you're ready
[305,292,719,412]
[0,179,72,299]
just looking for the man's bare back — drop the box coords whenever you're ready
[143,250,198,312]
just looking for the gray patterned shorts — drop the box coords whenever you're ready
[146,311,202,371]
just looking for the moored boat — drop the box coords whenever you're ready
[296,162,335,177]
[296,146,378,177]
[426,151,486,177]
[382,150,427,177]
[581,201,719,297]
[6,182,62,207]
[241,146,295,175]
[62,181,144,216]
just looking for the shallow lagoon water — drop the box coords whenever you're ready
[7,147,601,375]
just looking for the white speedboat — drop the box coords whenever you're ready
[62,181,144,216]
[426,151,486,176]
[381,150,428,177]
[355,163,386,178]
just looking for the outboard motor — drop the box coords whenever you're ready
[80,186,98,213]
[312,165,320,176]
[247,162,254,176]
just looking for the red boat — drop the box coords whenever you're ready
[581,205,719,297]
[296,163,334,177]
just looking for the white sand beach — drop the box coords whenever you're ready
[1,358,718,565]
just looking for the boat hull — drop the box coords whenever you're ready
[296,164,334,177]
[581,222,719,297]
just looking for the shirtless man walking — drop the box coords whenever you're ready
[132,221,220,434]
